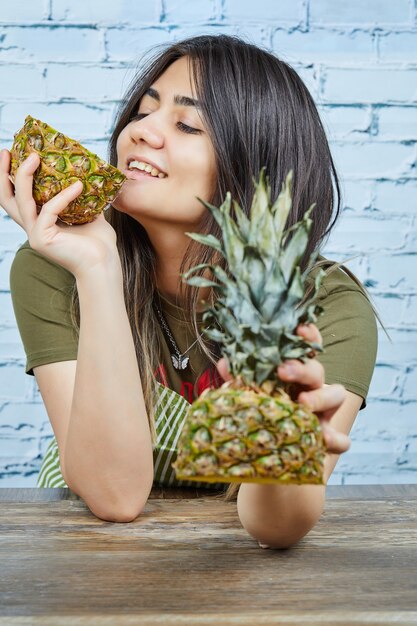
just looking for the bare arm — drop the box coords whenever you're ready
[236,388,362,549]
[217,323,362,548]
[1,149,154,523]
[63,261,154,522]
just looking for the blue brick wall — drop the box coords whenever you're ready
[0,0,416,486]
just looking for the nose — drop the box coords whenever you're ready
[129,116,164,149]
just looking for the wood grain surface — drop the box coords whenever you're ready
[0,486,416,625]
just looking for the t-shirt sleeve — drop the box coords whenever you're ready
[9,242,79,376]
[315,286,378,410]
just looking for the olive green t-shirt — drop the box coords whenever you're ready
[10,241,378,410]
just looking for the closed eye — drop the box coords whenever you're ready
[176,121,201,135]
[129,113,148,123]
[130,112,202,135]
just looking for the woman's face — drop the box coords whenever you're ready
[114,56,216,228]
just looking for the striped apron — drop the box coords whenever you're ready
[37,382,225,491]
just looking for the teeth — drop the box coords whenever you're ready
[128,160,166,178]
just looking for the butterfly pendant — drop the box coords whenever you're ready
[171,354,189,370]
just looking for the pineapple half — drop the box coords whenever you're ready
[172,170,327,485]
[10,115,126,225]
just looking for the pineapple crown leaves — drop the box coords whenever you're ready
[182,169,326,388]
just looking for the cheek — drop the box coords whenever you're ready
[180,145,216,196]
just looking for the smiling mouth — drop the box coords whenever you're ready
[123,168,167,181]
[125,159,167,178]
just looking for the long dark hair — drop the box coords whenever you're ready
[109,34,341,269]
[71,35,360,501]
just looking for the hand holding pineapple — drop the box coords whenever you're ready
[216,322,349,455]
[0,148,121,279]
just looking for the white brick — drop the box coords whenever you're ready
[378,106,417,140]
[310,0,411,25]
[0,1,47,22]
[0,401,47,431]
[341,179,373,212]
[353,400,416,438]
[331,141,413,177]
[379,31,417,61]
[319,105,371,139]
[374,180,417,215]
[404,296,417,325]
[0,65,44,99]
[293,66,318,99]
[0,434,39,460]
[342,471,417,485]
[0,474,38,487]
[404,224,417,253]
[224,0,303,23]
[0,363,30,400]
[403,367,417,399]
[0,251,17,291]
[0,220,27,252]
[1,101,112,142]
[0,26,103,63]
[404,437,417,455]
[0,331,25,360]
[323,69,417,104]
[368,254,417,292]
[325,214,409,252]
[164,0,215,22]
[377,328,417,364]
[0,293,15,322]
[172,23,269,50]
[371,293,406,328]
[52,0,159,23]
[105,27,172,63]
[272,29,374,65]
[336,450,401,473]
[369,364,401,398]
[45,64,131,102]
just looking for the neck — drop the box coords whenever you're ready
[142,219,209,310]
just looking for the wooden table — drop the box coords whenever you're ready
[0,485,416,625]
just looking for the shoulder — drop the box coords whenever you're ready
[307,254,368,300]
[306,255,378,408]
[306,254,377,329]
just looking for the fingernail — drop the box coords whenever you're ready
[26,153,37,164]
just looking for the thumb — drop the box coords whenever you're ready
[216,356,232,381]
[36,180,83,229]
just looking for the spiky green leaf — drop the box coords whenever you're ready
[185,232,224,255]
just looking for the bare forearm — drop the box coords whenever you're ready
[237,483,325,549]
[64,262,154,520]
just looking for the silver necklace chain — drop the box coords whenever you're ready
[154,304,200,370]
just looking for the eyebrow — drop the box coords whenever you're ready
[144,87,201,108]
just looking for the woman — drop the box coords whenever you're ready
[0,35,377,548]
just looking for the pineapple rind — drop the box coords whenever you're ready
[10,115,126,225]
[172,385,325,485]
